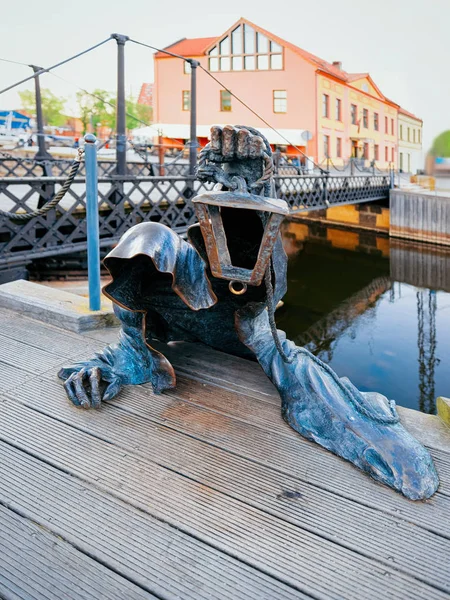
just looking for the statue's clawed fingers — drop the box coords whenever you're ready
[63,367,102,409]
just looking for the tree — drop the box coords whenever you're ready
[430,131,450,157]
[125,96,153,130]
[76,90,153,134]
[76,89,115,134]
[18,88,67,127]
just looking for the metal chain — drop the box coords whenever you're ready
[264,261,399,425]
[0,149,46,165]
[0,148,84,221]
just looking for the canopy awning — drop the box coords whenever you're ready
[132,124,309,146]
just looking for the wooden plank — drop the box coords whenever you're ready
[0,441,308,600]
[0,307,105,358]
[84,331,279,403]
[0,334,72,375]
[157,341,450,454]
[0,360,36,394]
[0,398,448,597]
[12,375,450,535]
[0,504,156,600]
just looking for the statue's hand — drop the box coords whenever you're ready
[208,125,266,162]
[58,363,122,409]
[197,125,268,188]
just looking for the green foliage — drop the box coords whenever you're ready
[125,97,153,129]
[18,88,67,127]
[76,90,153,134]
[76,89,115,134]
[430,131,450,157]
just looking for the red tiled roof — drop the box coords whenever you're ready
[398,106,422,122]
[155,37,217,58]
[154,19,398,107]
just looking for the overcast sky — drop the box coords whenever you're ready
[0,0,447,150]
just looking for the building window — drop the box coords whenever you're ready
[400,124,403,140]
[351,104,357,125]
[220,90,232,111]
[324,135,330,157]
[391,119,394,135]
[385,116,388,133]
[385,146,388,162]
[322,94,329,118]
[208,24,283,72]
[273,90,287,113]
[374,144,379,160]
[391,147,395,162]
[182,90,190,111]
[363,142,369,159]
[184,61,191,74]
[418,129,421,143]
[363,108,368,128]
[374,112,379,131]
[336,98,342,121]
[336,137,342,158]
[407,127,410,142]
[413,129,416,143]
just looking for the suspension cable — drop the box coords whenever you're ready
[130,36,326,174]
[197,65,326,174]
[0,37,112,96]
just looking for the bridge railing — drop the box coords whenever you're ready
[0,156,188,179]
[0,168,390,269]
[276,174,390,211]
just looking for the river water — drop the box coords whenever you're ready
[279,220,450,414]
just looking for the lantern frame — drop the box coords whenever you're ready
[193,182,289,286]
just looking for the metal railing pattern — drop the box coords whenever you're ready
[0,157,390,268]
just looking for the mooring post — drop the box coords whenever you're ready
[389,163,395,189]
[188,59,199,176]
[84,134,101,311]
[112,34,129,177]
[158,132,165,176]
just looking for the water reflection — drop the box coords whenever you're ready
[279,220,450,414]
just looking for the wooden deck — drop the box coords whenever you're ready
[0,307,449,600]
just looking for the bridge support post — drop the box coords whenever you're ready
[30,65,54,208]
[84,134,101,311]
[188,60,199,177]
[112,34,129,177]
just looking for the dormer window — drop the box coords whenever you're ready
[208,24,283,72]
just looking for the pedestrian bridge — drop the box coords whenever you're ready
[0,155,390,278]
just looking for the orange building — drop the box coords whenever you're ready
[152,18,412,168]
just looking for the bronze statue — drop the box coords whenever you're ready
[59,125,439,500]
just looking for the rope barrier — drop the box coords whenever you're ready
[0,148,84,221]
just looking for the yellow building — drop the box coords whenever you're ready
[317,72,399,169]
[398,108,423,173]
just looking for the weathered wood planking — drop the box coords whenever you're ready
[0,505,156,600]
[0,399,448,596]
[390,190,450,246]
[0,443,306,600]
[0,308,449,599]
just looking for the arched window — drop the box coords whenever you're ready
[208,24,284,72]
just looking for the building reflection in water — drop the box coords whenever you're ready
[279,220,450,413]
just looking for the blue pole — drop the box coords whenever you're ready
[84,133,101,311]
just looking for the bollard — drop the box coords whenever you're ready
[84,134,101,311]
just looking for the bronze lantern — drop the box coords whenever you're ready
[193,177,289,287]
